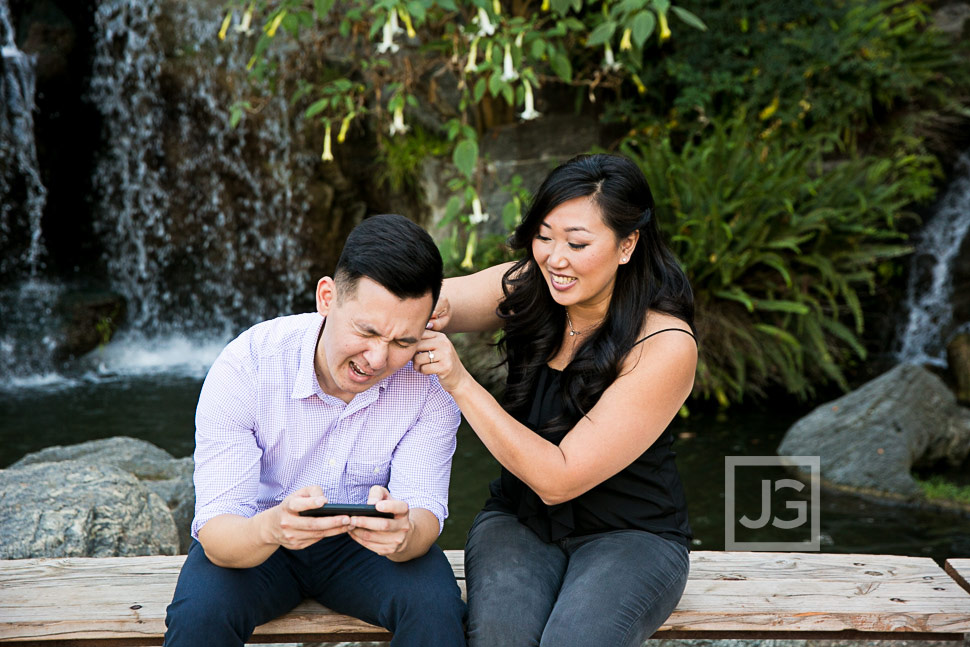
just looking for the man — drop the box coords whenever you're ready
[164,214,465,647]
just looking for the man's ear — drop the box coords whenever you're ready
[316,277,336,316]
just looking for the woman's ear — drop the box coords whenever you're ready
[316,277,336,316]
[620,231,640,262]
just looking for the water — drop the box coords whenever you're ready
[87,0,313,336]
[3,376,968,562]
[896,152,970,366]
[0,0,48,279]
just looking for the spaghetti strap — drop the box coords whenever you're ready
[633,327,696,347]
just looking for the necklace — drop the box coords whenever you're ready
[565,310,590,336]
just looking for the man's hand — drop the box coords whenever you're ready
[347,485,413,557]
[263,486,353,551]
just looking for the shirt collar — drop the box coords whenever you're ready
[291,315,391,402]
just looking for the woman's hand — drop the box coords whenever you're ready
[413,330,469,393]
[426,294,451,332]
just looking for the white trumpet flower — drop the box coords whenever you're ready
[389,105,409,135]
[377,10,401,53]
[519,80,540,121]
[602,43,621,71]
[475,7,496,37]
[469,196,490,225]
[235,3,254,34]
[501,43,518,81]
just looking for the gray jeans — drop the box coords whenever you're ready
[464,509,689,647]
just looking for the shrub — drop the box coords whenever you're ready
[623,115,939,402]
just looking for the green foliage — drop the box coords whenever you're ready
[623,115,939,402]
[615,0,969,149]
[217,0,708,262]
[915,475,970,506]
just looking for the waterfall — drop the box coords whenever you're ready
[0,0,48,279]
[896,152,970,366]
[87,0,313,339]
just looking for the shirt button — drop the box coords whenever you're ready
[373,466,380,474]
[329,459,336,467]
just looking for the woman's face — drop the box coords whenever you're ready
[531,196,638,313]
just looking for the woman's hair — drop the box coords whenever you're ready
[498,153,694,434]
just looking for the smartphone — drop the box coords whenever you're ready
[299,503,394,519]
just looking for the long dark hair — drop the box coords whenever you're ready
[498,153,694,434]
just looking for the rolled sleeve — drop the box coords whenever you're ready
[191,338,263,539]
[387,376,460,534]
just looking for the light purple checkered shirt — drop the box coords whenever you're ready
[191,313,460,539]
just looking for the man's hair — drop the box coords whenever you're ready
[334,214,443,308]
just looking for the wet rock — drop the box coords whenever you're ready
[778,363,970,498]
[51,290,126,362]
[948,333,970,404]
[13,436,194,553]
[932,2,970,39]
[0,460,178,558]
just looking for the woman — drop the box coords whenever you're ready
[416,153,696,647]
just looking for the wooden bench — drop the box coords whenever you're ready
[2,551,970,645]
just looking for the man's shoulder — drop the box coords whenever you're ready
[226,313,319,362]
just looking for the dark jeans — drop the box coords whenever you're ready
[465,510,689,647]
[164,536,466,647]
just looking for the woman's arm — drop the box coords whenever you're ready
[417,322,697,505]
[430,262,515,333]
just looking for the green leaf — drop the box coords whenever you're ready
[670,5,708,31]
[305,98,329,119]
[631,11,656,48]
[442,195,464,226]
[437,0,457,11]
[488,72,503,98]
[550,52,573,82]
[550,0,572,15]
[314,0,335,20]
[407,1,426,22]
[753,324,801,348]
[587,21,617,47]
[501,82,514,106]
[453,138,479,179]
[715,288,755,312]
[473,77,487,103]
[530,38,546,59]
[753,299,810,315]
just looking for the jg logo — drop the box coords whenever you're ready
[724,456,820,551]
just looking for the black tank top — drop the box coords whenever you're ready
[483,331,693,548]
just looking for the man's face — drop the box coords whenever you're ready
[315,276,432,403]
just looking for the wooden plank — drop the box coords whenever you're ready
[945,559,970,595]
[2,552,970,644]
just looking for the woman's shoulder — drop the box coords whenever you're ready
[633,311,695,346]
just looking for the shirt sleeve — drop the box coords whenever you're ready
[386,375,460,535]
[191,335,263,539]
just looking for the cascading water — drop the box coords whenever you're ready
[0,0,62,384]
[0,0,47,280]
[896,152,970,366]
[84,0,319,374]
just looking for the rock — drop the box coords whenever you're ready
[778,363,970,498]
[51,290,126,362]
[452,331,507,397]
[947,333,970,404]
[13,437,195,553]
[0,460,179,558]
[932,2,970,39]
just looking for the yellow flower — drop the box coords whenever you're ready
[218,11,232,41]
[399,8,416,39]
[619,28,632,51]
[758,96,779,120]
[266,10,286,37]
[658,11,671,41]
[493,0,502,17]
[460,231,478,270]
[337,114,353,144]
[321,124,334,162]
[464,37,479,73]
[541,0,550,10]
[631,73,646,95]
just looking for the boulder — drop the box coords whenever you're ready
[13,436,195,553]
[0,460,178,559]
[778,363,970,498]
